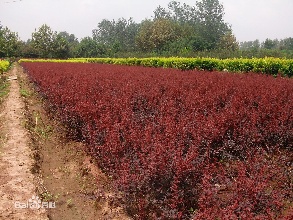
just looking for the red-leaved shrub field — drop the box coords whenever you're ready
[21,62,292,219]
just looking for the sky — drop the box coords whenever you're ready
[0,0,292,42]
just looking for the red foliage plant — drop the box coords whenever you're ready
[21,62,293,219]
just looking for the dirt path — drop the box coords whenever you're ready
[0,65,48,219]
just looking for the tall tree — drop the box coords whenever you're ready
[93,18,139,53]
[52,33,70,59]
[136,18,181,52]
[217,31,239,51]
[0,26,19,57]
[196,0,230,50]
[57,32,79,58]
[151,0,232,52]
[31,24,56,58]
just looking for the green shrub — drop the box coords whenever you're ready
[19,57,293,77]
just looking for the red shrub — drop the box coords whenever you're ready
[194,151,292,219]
[21,62,293,219]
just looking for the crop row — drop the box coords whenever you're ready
[20,62,293,219]
[0,59,10,73]
[19,57,293,77]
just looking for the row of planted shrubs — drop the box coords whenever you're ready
[85,57,293,77]
[21,62,293,219]
[19,57,293,77]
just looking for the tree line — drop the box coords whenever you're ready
[1,0,293,59]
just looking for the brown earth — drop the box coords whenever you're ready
[0,64,132,220]
[0,64,47,220]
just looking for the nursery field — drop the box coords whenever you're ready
[20,62,293,219]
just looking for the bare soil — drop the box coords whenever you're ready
[0,64,131,220]
[0,65,47,220]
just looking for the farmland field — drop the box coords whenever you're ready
[20,62,293,219]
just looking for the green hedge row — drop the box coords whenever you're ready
[82,57,293,77]
[18,58,87,63]
[19,57,293,77]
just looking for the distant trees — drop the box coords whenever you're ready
[1,0,293,59]
[75,37,107,57]
[239,38,293,52]
[92,18,139,54]
[262,38,279,50]
[0,1,245,58]
[239,40,261,51]
[91,0,234,55]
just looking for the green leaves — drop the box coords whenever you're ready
[0,26,19,57]
[0,60,10,73]
[79,57,293,77]
[31,25,77,59]
[31,24,56,58]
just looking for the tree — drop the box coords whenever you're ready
[0,26,20,57]
[18,40,39,58]
[136,18,181,52]
[57,32,79,58]
[52,33,70,59]
[239,40,260,51]
[134,19,154,52]
[151,0,232,52]
[154,1,197,25]
[75,37,106,58]
[168,1,197,25]
[217,31,239,51]
[153,5,171,20]
[31,24,56,58]
[262,38,278,50]
[279,38,293,50]
[93,18,139,53]
[196,0,230,50]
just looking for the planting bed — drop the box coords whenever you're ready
[20,62,293,219]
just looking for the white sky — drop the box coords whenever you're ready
[0,0,292,42]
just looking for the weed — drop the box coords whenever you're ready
[66,198,73,208]
[40,191,60,203]
[32,111,52,139]
[20,89,31,98]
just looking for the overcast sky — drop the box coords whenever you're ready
[0,0,292,42]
